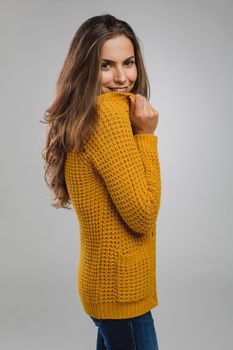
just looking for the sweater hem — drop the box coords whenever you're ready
[80,293,158,319]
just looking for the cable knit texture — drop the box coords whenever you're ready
[64,91,161,319]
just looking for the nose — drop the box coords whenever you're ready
[114,66,127,84]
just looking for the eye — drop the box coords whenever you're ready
[126,60,135,66]
[101,60,135,69]
[101,62,111,69]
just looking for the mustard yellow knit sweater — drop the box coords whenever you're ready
[64,91,161,319]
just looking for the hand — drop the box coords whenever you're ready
[128,94,159,134]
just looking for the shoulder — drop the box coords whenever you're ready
[86,92,136,144]
[84,92,137,154]
[96,91,136,114]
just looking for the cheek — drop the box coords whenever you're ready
[100,71,112,84]
[129,66,137,81]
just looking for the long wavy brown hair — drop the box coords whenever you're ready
[41,13,151,209]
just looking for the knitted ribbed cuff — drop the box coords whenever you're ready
[134,133,157,150]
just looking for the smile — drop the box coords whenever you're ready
[108,87,129,92]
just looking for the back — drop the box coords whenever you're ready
[64,91,161,319]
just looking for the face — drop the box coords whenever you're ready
[99,35,137,94]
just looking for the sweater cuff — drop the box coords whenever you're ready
[133,133,157,150]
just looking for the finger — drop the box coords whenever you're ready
[128,96,135,104]
[134,94,145,114]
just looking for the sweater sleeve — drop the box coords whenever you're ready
[84,93,161,235]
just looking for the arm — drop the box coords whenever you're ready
[85,93,161,235]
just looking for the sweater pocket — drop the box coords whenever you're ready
[116,245,151,302]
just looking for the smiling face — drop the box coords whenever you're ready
[99,35,137,94]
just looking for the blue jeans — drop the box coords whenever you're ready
[90,310,159,350]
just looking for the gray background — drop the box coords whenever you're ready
[1,0,232,349]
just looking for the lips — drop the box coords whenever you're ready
[108,86,129,91]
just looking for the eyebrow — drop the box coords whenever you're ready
[101,56,135,63]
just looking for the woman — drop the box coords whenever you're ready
[42,13,161,350]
